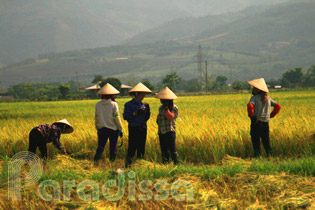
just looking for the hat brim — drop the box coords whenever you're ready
[128,90,152,94]
[248,78,269,93]
[53,123,74,134]
[155,87,178,100]
[155,95,177,100]
[128,91,152,96]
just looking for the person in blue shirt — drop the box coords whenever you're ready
[123,82,152,167]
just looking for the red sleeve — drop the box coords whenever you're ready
[164,109,175,121]
[247,103,254,117]
[270,103,281,118]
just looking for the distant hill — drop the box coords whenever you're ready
[2,0,314,88]
[124,13,245,45]
[0,0,186,65]
[124,5,276,45]
[0,0,289,66]
[122,0,315,81]
[194,1,315,53]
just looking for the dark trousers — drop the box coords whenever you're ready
[125,126,147,167]
[159,131,178,164]
[250,122,272,157]
[94,127,118,162]
[28,128,47,159]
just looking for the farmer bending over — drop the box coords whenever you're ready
[28,119,73,159]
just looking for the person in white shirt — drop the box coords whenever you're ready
[94,83,123,163]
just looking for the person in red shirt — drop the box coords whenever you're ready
[247,78,281,157]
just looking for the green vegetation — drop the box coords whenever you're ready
[0,156,314,209]
[5,81,86,101]
[3,65,314,101]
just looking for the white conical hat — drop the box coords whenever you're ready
[97,83,120,95]
[52,119,74,134]
[155,87,177,100]
[248,78,269,93]
[129,82,152,93]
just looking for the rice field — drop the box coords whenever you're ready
[0,90,314,209]
[0,90,314,161]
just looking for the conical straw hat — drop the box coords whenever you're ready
[248,78,269,93]
[129,82,152,93]
[97,83,120,95]
[155,87,177,100]
[52,119,74,134]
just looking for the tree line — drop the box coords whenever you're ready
[2,65,314,101]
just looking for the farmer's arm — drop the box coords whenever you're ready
[145,103,150,121]
[247,96,255,117]
[52,134,64,151]
[95,103,99,129]
[270,98,281,118]
[113,103,123,130]
[164,110,175,121]
[123,103,133,121]
[247,103,254,117]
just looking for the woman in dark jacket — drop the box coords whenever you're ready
[123,82,152,167]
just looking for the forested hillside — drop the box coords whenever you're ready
[0,0,289,66]
[2,0,314,88]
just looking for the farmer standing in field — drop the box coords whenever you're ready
[28,119,73,159]
[123,82,152,167]
[156,87,179,165]
[247,78,281,157]
[94,83,123,163]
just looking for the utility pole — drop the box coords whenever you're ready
[76,72,80,91]
[205,61,208,94]
[227,64,232,89]
[197,45,204,91]
[228,64,231,85]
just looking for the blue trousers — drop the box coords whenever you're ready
[125,126,147,167]
[94,127,118,162]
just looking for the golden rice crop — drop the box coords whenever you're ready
[0,90,314,163]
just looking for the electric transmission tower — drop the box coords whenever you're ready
[197,45,204,90]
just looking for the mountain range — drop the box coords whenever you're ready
[1,0,315,88]
[0,0,289,66]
